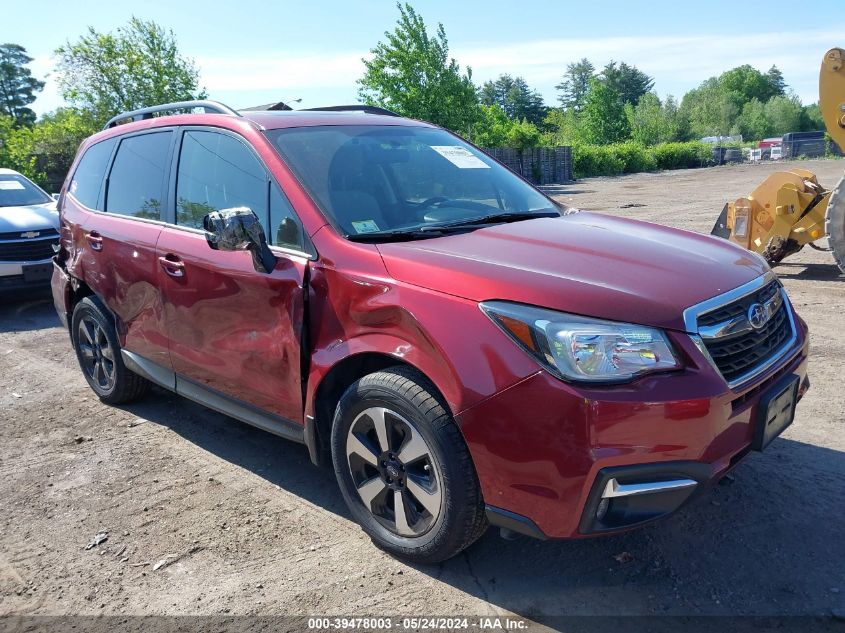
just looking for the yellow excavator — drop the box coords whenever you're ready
[711,47,845,273]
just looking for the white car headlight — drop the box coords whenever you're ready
[480,301,682,383]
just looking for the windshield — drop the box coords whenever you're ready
[265,125,558,238]
[0,174,52,207]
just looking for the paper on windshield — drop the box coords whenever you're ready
[431,146,490,169]
[0,180,25,190]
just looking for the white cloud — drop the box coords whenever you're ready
[31,28,836,115]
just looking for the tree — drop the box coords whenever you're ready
[555,58,595,112]
[764,94,803,135]
[0,108,97,189]
[579,79,630,144]
[0,44,44,127]
[734,98,770,140]
[471,104,512,147]
[54,17,206,126]
[600,61,654,106]
[626,92,682,145]
[358,3,478,133]
[719,64,780,104]
[680,78,741,138]
[479,74,546,125]
[800,103,825,132]
[766,65,786,97]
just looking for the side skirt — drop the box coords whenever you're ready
[121,350,305,445]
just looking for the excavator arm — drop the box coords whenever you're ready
[711,47,845,273]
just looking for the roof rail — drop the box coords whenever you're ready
[300,105,401,117]
[103,100,241,130]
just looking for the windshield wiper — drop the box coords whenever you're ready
[346,227,456,243]
[418,210,560,232]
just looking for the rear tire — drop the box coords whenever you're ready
[826,174,845,273]
[71,296,150,404]
[330,366,487,563]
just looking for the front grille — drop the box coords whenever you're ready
[698,281,794,384]
[0,237,58,262]
[0,228,58,241]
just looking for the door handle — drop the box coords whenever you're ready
[158,255,185,278]
[86,231,103,251]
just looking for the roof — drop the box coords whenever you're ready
[0,168,23,176]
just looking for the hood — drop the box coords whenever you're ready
[377,212,768,332]
[0,202,59,234]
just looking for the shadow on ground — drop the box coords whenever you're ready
[0,288,58,333]
[8,294,845,623]
[775,261,844,281]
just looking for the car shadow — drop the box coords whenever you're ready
[0,288,60,333]
[775,261,843,281]
[119,385,845,622]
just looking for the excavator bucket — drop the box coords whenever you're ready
[710,204,731,239]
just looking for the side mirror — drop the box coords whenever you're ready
[203,207,276,274]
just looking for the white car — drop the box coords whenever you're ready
[0,168,59,292]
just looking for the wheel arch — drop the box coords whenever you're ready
[306,343,456,467]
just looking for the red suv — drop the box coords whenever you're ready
[52,101,810,563]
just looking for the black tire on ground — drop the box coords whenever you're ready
[330,366,488,563]
[71,296,150,404]
[826,174,845,274]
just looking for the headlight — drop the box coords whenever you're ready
[480,301,682,383]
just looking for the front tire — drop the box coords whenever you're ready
[71,296,150,404]
[330,366,487,563]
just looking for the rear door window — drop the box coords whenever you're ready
[105,132,172,219]
[69,137,117,209]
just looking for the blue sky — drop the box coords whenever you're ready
[7,0,844,115]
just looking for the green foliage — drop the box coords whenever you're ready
[600,61,654,106]
[651,141,713,170]
[719,64,783,103]
[579,79,630,145]
[555,58,594,112]
[679,78,740,138]
[763,94,803,136]
[358,3,478,134]
[540,108,581,146]
[54,17,206,126]
[505,118,541,151]
[0,44,44,127]
[479,74,546,125]
[471,104,512,147]
[572,141,712,178]
[799,103,824,132]
[571,144,624,178]
[472,104,541,150]
[734,98,769,140]
[626,92,682,145]
[0,108,97,189]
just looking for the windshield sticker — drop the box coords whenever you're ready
[431,146,490,169]
[0,180,25,190]
[351,219,381,234]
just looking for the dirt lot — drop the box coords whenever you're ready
[1,159,843,629]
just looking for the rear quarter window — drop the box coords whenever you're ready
[69,138,117,209]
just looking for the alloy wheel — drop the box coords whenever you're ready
[77,316,115,391]
[345,406,443,537]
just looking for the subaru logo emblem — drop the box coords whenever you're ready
[747,303,769,330]
[20,231,40,239]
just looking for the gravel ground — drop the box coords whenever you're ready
[1,159,843,631]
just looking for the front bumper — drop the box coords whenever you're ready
[458,317,809,539]
[0,257,54,292]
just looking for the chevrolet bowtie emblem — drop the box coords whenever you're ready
[21,231,40,239]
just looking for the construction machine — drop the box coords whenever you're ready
[711,47,845,273]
